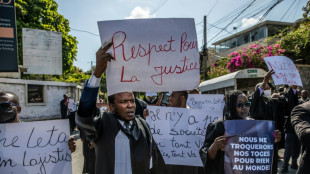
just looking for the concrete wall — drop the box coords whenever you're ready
[0,78,82,121]
[296,64,310,92]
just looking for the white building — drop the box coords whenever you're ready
[0,78,82,121]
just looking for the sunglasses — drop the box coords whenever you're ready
[0,101,18,108]
[236,102,251,108]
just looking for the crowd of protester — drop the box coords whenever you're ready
[1,43,309,174]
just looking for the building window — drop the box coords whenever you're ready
[268,25,288,36]
[26,84,45,105]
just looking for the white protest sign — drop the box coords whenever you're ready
[98,18,200,95]
[146,92,158,97]
[67,98,74,110]
[0,120,72,174]
[187,94,225,113]
[146,106,219,166]
[264,56,302,86]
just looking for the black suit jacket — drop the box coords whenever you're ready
[76,86,167,174]
[291,101,310,174]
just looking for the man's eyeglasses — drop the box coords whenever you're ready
[0,101,18,108]
[236,102,251,108]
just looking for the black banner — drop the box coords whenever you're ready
[0,0,18,72]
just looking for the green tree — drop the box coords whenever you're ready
[276,20,310,64]
[303,0,310,18]
[15,0,78,76]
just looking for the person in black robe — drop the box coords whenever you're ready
[280,86,300,172]
[248,70,280,174]
[60,94,68,119]
[199,90,281,174]
[75,43,167,174]
[291,101,310,174]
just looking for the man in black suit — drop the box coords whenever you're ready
[291,101,310,174]
[75,43,167,174]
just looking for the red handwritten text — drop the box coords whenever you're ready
[267,60,297,71]
[120,66,140,82]
[112,31,176,65]
[180,32,198,53]
[151,56,199,85]
[273,72,298,84]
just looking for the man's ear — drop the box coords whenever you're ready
[17,106,21,113]
[109,103,114,112]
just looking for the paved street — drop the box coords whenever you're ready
[71,136,298,174]
[72,139,84,174]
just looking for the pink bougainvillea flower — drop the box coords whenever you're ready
[274,44,280,48]
[235,57,243,67]
[277,49,285,53]
[250,44,257,49]
[231,57,237,64]
[228,51,240,57]
[267,50,272,56]
[267,46,272,50]
[226,62,231,69]
[242,53,248,57]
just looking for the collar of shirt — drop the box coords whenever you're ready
[118,119,133,129]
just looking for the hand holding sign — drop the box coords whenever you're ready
[260,70,275,90]
[93,43,114,78]
[208,135,227,160]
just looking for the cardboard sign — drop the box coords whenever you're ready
[264,56,302,86]
[186,94,225,114]
[0,120,72,174]
[224,120,275,174]
[98,18,200,95]
[146,106,219,166]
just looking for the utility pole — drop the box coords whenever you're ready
[91,61,93,74]
[203,15,208,80]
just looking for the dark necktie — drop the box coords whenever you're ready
[124,121,130,131]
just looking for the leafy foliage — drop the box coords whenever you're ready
[303,0,310,18]
[275,20,310,64]
[207,58,229,79]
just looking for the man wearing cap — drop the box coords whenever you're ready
[0,92,21,123]
[75,43,167,174]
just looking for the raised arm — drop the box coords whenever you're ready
[76,43,113,141]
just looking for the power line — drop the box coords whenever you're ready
[208,0,259,29]
[280,0,296,21]
[259,0,284,22]
[71,28,99,36]
[207,0,220,16]
[208,23,233,34]
[150,0,168,15]
[292,0,302,21]
[209,0,257,43]
[229,1,278,32]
